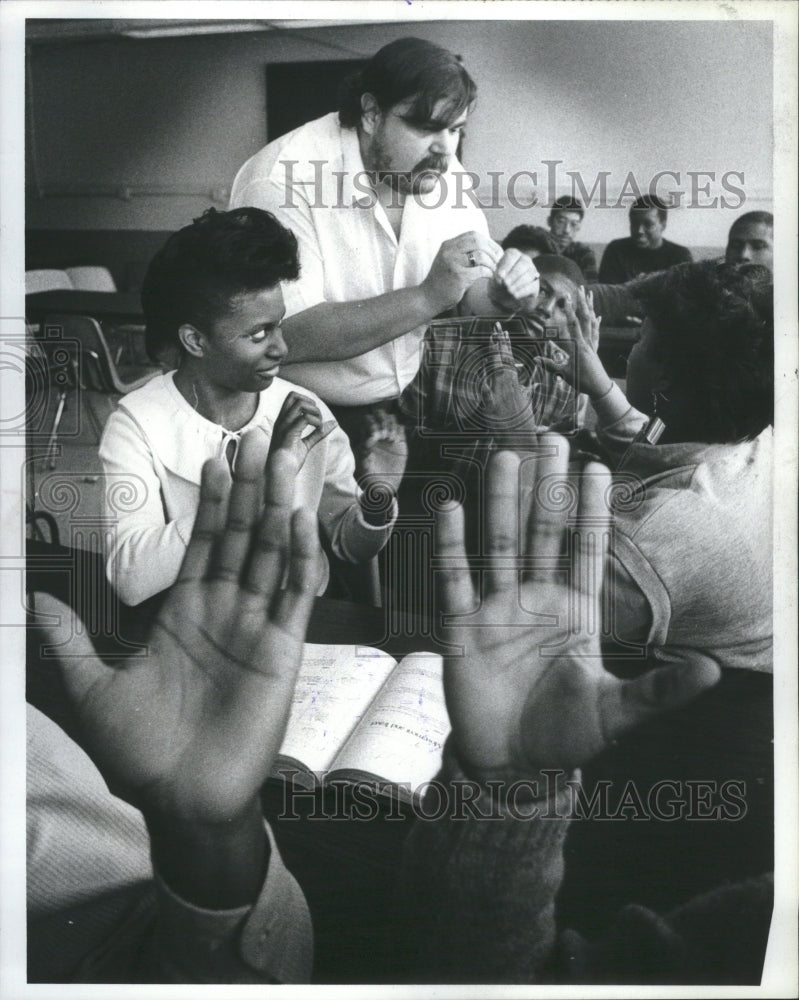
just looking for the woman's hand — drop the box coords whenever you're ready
[269,391,336,472]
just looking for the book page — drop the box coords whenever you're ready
[275,643,398,779]
[329,652,449,792]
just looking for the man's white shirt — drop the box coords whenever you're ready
[230,112,489,406]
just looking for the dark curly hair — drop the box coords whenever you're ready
[141,208,299,365]
[501,225,558,256]
[633,260,773,442]
[338,37,476,130]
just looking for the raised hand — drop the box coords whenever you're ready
[477,324,538,441]
[535,286,609,400]
[35,428,322,829]
[269,390,336,471]
[434,441,721,779]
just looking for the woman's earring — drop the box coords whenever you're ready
[651,390,669,415]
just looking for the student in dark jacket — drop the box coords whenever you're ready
[599,194,692,284]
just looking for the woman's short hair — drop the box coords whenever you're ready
[634,260,773,442]
[338,37,476,130]
[141,208,299,365]
[501,225,558,256]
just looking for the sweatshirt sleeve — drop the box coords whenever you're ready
[396,741,573,983]
[99,408,194,606]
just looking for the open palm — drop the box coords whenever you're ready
[35,428,322,825]
[435,441,721,779]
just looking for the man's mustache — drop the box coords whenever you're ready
[413,155,450,175]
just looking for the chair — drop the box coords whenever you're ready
[65,266,117,292]
[37,314,159,467]
[25,270,74,295]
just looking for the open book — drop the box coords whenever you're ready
[272,644,449,807]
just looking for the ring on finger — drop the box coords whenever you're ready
[466,250,478,267]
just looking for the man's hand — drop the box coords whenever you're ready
[487,247,540,312]
[434,443,721,780]
[421,231,504,314]
[34,429,323,906]
[269,391,336,471]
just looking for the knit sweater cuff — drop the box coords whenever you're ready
[398,738,577,982]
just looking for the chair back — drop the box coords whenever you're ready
[25,270,74,295]
[40,314,158,395]
[66,266,117,292]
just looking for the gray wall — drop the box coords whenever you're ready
[26,18,772,248]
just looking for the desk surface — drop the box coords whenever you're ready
[26,289,144,324]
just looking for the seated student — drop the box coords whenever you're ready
[545,260,773,673]
[589,210,774,327]
[27,434,771,985]
[547,195,599,282]
[599,195,692,284]
[99,207,395,607]
[725,210,773,270]
[501,224,558,260]
[402,254,595,438]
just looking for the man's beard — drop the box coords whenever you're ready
[368,135,448,196]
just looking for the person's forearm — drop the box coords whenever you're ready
[146,799,268,910]
[588,282,642,324]
[593,382,647,440]
[282,283,447,363]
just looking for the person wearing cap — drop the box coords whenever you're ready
[229,37,538,477]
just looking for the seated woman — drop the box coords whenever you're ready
[548,260,772,673]
[100,208,396,607]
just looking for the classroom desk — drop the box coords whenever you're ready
[25,289,144,325]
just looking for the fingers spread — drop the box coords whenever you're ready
[571,460,611,634]
[485,450,521,595]
[247,447,299,599]
[177,457,230,584]
[525,433,570,575]
[491,323,517,369]
[270,508,323,633]
[210,429,269,584]
[434,499,475,616]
